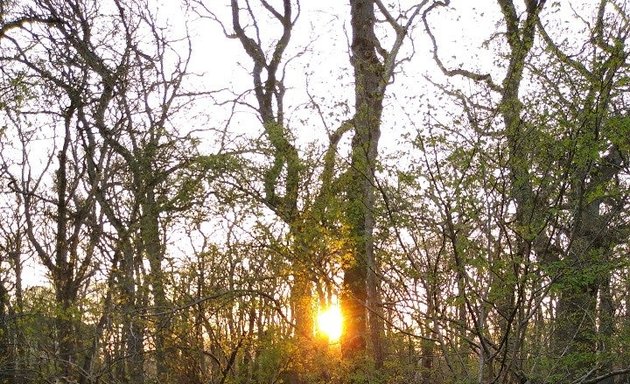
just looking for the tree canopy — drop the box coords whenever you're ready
[0,0,628,383]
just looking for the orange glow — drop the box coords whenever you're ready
[317,305,343,342]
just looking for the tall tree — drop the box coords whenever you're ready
[1,0,204,382]
[423,0,629,381]
[535,1,629,379]
[201,2,352,381]
[342,0,425,374]
[1,12,104,381]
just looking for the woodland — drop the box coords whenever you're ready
[0,0,629,383]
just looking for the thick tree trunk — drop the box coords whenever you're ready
[494,2,545,381]
[54,129,73,380]
[552,201,607,376]
[120,242,145,384]
[552,249,598,356]
[342,0,385,371]
[141,191,172,383]
[287,270,313,384]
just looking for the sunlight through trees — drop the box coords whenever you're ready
[0,0,628,383]
[317,305,343,343]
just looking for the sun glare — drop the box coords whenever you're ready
[317,305,343,342]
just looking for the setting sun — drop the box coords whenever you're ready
[317,305,343,342]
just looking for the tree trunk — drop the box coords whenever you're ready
[120,241,145,384]
[0,279,9,384]
[552,200,607,376]
[494,2,545,381]
[420,290,437,384]
[342,0,385,371]
[598,271,614,384]
[141,190,172,383]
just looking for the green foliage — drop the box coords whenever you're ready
[0,1,629,384]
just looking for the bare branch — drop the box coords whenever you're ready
[379,0,428,95]
[0,15,59,39]
[573,367,630,384]
[536,18,597,82]
[422,1,502,92]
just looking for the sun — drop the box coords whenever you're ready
[317,305,343,342]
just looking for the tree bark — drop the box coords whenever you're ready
[140,188,171,382]
[342,0,385,370]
